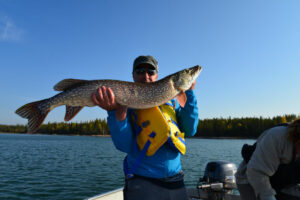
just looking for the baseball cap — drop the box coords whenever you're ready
[133,55,158,72]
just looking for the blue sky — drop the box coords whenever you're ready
[0,0,299,125]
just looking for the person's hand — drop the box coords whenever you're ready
[189,80,196,90]
[92,86,120,111]
[91,86,127,121]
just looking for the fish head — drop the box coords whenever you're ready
[172,65,202,91]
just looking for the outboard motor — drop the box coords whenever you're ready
[195,161,238,200]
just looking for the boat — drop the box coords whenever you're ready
[85,161,241,200]
[86,188,123,200]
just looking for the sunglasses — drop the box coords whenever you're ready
[135,67,156,75]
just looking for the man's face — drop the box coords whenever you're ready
[133,64,158,83]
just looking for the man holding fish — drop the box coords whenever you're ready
[92,55,199,200]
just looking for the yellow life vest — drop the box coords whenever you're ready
[132,101,186,156]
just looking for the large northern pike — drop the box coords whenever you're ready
[16,65,202,133]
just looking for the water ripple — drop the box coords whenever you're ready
[0,133,254,200]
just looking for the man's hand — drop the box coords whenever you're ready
[91,86,127,121]
[189,80,196,90]
[92,86,119,111]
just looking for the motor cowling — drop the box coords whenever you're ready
[201,161,237,191]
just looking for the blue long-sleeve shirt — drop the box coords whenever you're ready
[107,90,199,178]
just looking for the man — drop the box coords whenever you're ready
[235,119,300,200]
[91,55,199,200]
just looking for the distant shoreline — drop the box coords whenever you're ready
[0,132,255,139]
[0,132,111,137]
[2,114,298,139]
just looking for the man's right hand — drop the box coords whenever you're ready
[91,86,127,121]
[92,86,120,111]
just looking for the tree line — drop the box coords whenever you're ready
[0,119,109,136]
[0,114,298,138]
[196,114,298,138]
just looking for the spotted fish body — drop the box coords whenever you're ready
[16,65,202,133]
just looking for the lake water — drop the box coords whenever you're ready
[0,133,255,200]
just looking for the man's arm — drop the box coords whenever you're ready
[91,86,134,153]
[176,81,199,137]
[106,110,135,153]
[246,127,292,199]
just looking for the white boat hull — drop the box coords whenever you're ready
[85,187,241,200]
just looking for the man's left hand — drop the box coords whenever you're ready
[189,80,196,90]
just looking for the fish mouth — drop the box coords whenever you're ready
[189,65,202,78]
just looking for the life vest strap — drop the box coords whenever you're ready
[132,111,142,135]
[164,102,173,107]
[170,117,180,129]
[124,139,152,178]
[178,136,186,145]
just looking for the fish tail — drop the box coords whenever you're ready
[15,99,51,133]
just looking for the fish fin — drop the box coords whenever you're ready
[177,91,187,108]
[54,79,89,91]
[15,99,50,133]
[64,106,83,121]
